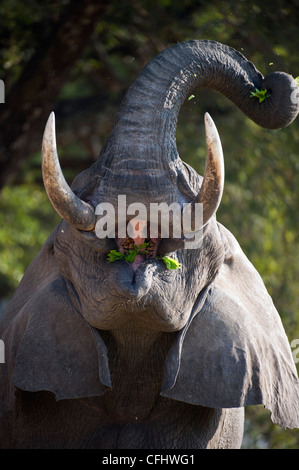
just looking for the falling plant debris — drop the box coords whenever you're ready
[250,87,271,103]
[188,94,195,101]
[107,244,181,270]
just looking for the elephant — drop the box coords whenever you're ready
[1,39,299,449]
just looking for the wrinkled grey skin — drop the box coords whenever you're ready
[1,40,299,449]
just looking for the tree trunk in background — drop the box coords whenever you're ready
[0,0,108,189]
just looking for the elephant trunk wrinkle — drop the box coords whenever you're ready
[100,328,176,423]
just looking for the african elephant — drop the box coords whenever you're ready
[1,40,299,449]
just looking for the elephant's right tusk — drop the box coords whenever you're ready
[42,112,96,231]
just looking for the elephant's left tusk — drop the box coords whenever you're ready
[187,113,224,230]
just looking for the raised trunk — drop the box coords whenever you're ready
[99,40,298,173]
[47,40,298,235]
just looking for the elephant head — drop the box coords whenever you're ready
[39,40,299,331]
[1,40,299,448]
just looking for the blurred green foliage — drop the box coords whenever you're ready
[0,183,60,298]
[1,0,299,449]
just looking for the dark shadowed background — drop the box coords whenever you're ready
[0,0,299,448]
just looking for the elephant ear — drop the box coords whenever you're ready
[161,223,299,429]
[0,226,111,411]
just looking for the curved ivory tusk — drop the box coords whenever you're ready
[42,112,95,231]
[186,113,224,231]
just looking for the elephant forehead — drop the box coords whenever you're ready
[93,170,179,207]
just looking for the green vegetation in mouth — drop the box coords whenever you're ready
[158,256,181,270]
[107,244,181,270]
[250,87,271,103]
[107,242,149,264]
[107,250,127,262]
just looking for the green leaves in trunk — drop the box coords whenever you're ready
[250,87,271,103]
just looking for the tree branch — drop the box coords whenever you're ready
[0,0,108,189]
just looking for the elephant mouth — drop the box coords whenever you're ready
[117,236,159,272]
[118,237,158,257]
